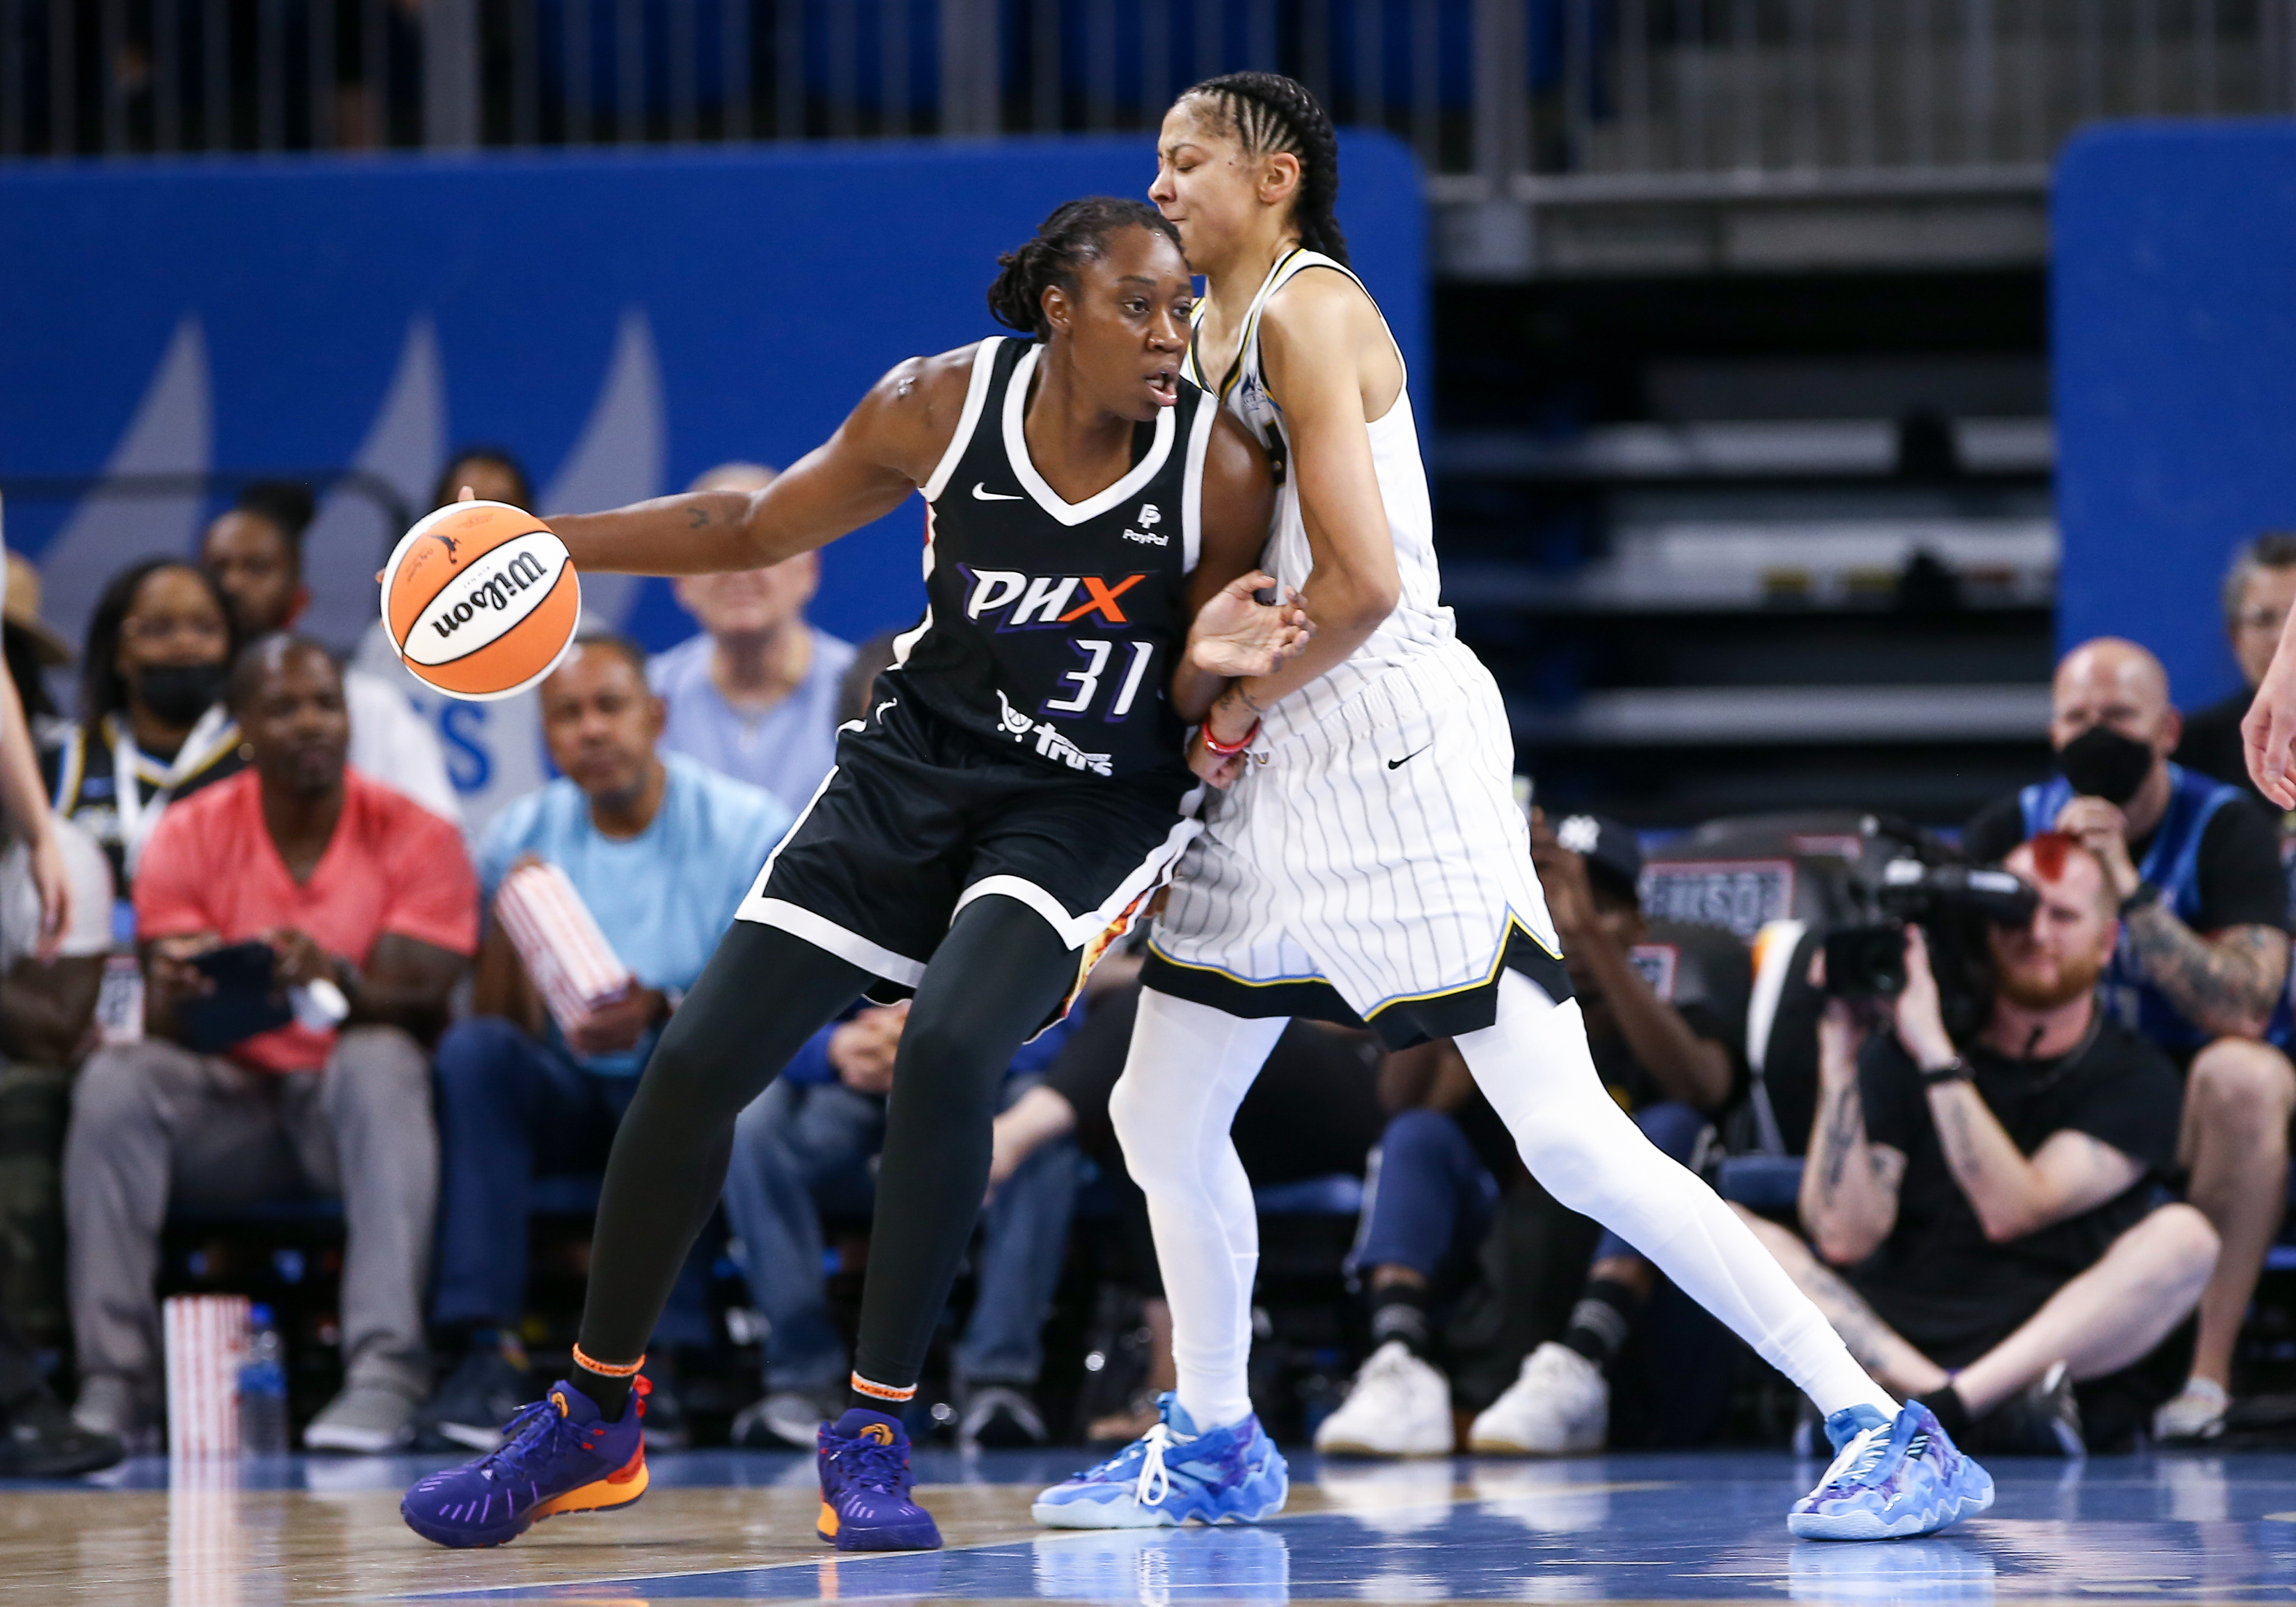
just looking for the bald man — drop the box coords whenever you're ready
[646,462,858,813]
[1965,637,2293,1443]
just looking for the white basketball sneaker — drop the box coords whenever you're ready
[1314,1341,1454,1458]
[1468,1341,1607,1455]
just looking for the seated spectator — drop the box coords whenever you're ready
[1964,637,2294,1442]
[431,446,532,514]
[647,462,857,814]
[65,637,476,1452]
[2177,533,2296,808]
[421,635,791,1450]
[1312,813,1749,1458]
[43,559,244,886]
[1736,836,2219,1455]
[989,978,1387,1444]
[200,481,460,822]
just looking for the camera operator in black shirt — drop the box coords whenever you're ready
[1736,835,2218,1455]
[1963,636,2291,1441]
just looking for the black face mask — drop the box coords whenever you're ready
[133,661,230,727]
[2058,723,2155,805]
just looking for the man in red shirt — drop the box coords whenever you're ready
[65,637,477,1452]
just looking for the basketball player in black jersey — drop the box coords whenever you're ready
[401,197,1305,1553]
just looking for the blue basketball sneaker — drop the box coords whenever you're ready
[400,1376,648,1549]
[816,1408,942,1551]
[1032,1393,1288,1528]
[1788,1401,1994,1541]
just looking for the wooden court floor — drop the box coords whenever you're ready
[5,1447,2296,1605]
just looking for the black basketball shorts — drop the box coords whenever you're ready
[734,691,1201,1011]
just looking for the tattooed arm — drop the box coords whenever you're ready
[1799,1002,1906,1267]
[1924,1082,2144,1242]
[2120,912,2290,1041]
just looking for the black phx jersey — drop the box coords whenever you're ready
[890,336,1217,779]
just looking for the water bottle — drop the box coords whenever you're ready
[94,899,144,1047]
[238,1305,290,1457]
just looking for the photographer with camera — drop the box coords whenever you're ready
[1965,637,2291,1442]
[1738,834,2217,1455]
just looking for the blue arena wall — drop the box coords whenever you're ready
[0,132,1425,663]
[2054,120,2296,707]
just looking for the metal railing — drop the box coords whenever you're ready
[5,1,2291,191]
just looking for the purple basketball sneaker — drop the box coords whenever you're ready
[816,1408,942,1551]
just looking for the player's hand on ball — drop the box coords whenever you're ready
[1188,572,1311,678]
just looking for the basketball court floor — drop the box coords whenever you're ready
[7,1446,2295,1604]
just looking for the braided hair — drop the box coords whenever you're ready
[987,197,1184,341]
[1179,72,1349,267]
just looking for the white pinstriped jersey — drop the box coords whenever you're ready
[1148,249,1561,1039]
[1180,248,1455,750]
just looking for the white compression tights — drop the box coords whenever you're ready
[1113,974,1896,1433]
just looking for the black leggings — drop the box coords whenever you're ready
[576,895,1075,1399]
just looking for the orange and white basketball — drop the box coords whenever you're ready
[380,501,580,701]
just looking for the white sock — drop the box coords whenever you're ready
[1110,989,1288,1433]
[1456,972,1897,1423]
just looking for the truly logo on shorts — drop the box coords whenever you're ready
[959,567,1147,628]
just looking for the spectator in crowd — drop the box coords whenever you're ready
[43,558,243,887]
[65,637,476,1452]
[433,446,533,513]
[418,633,790,1451]
[1311,813,1749,1458]
[199,481,460,822]
[647,462,858,814]
[1964,637,2293,1442]
[0,545,120,1477]
[720,635,1073,1451]
[1737,836,2218,1455]
[2178,533,2296,809]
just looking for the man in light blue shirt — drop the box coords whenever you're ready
[422,633,791,1449]
[647,463,856,814]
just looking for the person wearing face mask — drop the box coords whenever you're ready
[644,463,857,815]
[42,559,245,887]
[1963,636,2294,1443]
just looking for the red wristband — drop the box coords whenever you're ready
[1202,718,1260,757]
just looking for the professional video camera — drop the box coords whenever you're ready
[1822,816,2039,1042]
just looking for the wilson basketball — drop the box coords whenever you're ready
[380,501,580,700]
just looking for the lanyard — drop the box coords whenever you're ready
[111,704,234,875]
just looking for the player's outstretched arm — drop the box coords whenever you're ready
[1171,410,1303,724]
[2245,605,2296,806]
[1197,270,1401,749]
[545,348,978,578]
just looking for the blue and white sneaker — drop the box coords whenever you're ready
[1033,1393,1288,1529]
[1788,1401,1994,1541]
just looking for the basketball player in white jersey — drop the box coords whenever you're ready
[1032,74,1994,1541]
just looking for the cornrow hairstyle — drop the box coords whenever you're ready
[986,196,1184,341]
[1180,71,1350,267]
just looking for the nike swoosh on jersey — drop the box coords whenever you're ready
[1387,747,1429,770]
[972,482,1023,501]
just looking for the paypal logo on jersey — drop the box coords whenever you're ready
[960,566,1147,629]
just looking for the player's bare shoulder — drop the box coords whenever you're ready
[1201,404,1275,529]
[852,342,993,484]
[1256,265,1399,416]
